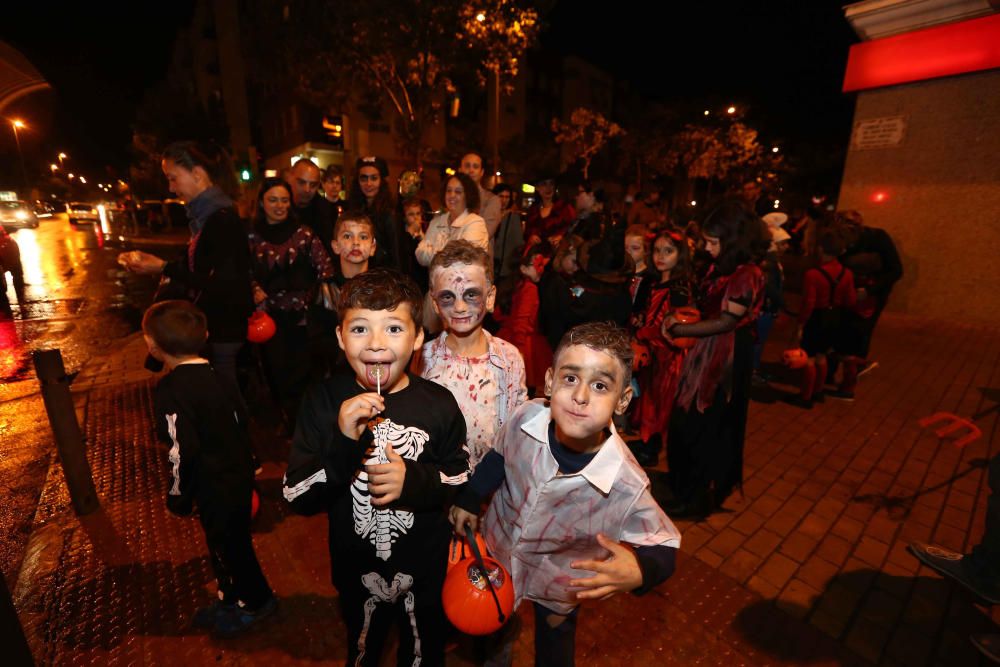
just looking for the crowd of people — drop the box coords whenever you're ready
[116,138,946,665]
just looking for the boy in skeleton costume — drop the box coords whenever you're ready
[284,269,469,666]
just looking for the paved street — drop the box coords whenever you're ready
[0,213,169,587]
[3,218,999,665]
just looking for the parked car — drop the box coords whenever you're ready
[67,202,100,225]
[0,201,39,230]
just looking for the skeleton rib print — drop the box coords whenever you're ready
[352,418,430,561]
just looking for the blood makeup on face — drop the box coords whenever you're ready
[431,264,491,333]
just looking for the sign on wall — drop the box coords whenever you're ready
[851,116,907,151]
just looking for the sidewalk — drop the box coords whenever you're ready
[10,312,1000,666]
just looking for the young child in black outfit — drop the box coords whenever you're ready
[144,300,276,638]
[283,268,469,666]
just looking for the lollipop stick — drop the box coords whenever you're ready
[376,364,381,396]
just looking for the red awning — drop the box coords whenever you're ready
[843,12,1000,92]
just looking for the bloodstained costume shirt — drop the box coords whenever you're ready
[675,263,764,413]
[416,331,526,469]
[480,400,680,615]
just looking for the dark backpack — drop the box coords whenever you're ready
[816,267,848,332]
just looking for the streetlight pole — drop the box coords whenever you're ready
[10,119,29,194]
[492,67,500,183]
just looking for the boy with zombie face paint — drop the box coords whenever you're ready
[450,322,680,666]
[282,268,469,666]
[415,240,527,469]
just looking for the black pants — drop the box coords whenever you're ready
[200,503,272,610]
[338,569,447,667]
[667,327,753,506]
[968,453,1000,584]
[533,603,579,667]
[307,305,341,384]
[261,317,311,422]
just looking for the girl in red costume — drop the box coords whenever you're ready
[496,245,553,396]
[661,202,768,518]
[630,230,694,467]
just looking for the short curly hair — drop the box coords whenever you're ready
[553,321,633,388]
[429,239,493,283]
[338,268,423,327]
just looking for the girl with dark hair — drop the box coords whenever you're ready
[347,156,402,269]
[523,176,575,248]
[119,140,252,402]
[630,230,695,467]
[495,243,553,396]
[659,201,767,518]
[248,177,336,429]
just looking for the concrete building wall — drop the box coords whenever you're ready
[838,68,1000,324]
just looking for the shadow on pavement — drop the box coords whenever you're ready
[733,568,998,666]
[852,458,990,520]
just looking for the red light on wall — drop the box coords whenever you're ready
[871,191,889,203]
[843,13,1000,92]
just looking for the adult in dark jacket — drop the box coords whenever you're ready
[838,209,903,359]
[119,140,253,401]
[289,158,338,254]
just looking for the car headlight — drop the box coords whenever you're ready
[15,210,28,220]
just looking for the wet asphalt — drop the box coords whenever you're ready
[0,212,176,584]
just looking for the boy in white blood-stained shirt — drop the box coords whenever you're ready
[415,240,527,469]
[450,321,680,667]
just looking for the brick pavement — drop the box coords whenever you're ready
[9,312,1000,666]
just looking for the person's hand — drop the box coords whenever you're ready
[660,315,678,343]
[253,285,268,305]
[338,392,385,441]
[118,250,166,275]
[368,443,405,506]
[568,533,643,601]
[449,506,479,535]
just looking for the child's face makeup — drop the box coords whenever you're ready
[544,345,632,452]
[653,237,679,273]
[336,305,423,393]
[703,233,721,258]
[430,263,495,337]
[625,235,646,266]
[333,221,376,265]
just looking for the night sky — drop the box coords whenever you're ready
[0,1,858,191]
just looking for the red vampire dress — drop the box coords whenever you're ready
[667,262,764,509]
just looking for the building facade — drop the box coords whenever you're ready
[839,0,1000,323]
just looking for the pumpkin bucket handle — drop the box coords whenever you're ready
[464,525,507,625]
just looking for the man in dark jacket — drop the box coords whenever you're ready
[838,210,903,361]
[290,158,337,254]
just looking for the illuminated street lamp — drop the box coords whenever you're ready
[58,152,67,165]
[726,106,736,115]
[9,119,29,191]
[68,173,75,180]
[771,146,780,153]
[50,164,59,172]
[79,176,87,185]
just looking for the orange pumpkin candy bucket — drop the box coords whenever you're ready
[442,527,515,636]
